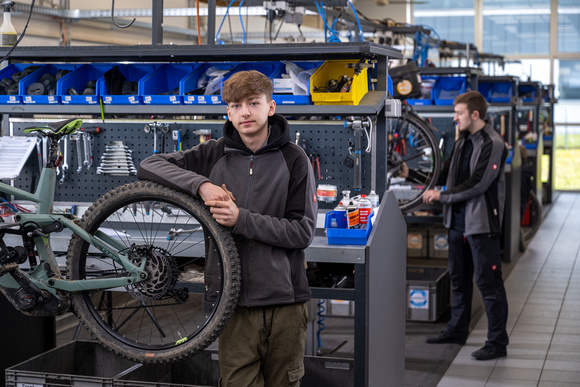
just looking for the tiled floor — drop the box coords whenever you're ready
[437,191,580,387]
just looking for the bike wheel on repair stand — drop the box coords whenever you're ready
[387,108,441,212]
[66,181,240,363]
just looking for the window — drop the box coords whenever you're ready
[482,0,550,55]
[558,0,580,53]
[413,0,474,45]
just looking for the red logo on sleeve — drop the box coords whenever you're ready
[313,194,317,203]
[492,264,497,271]
[492,164,498,170]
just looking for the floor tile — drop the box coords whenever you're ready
[437,375,488,386]
[485,379,540,387]
[540,369,580,384]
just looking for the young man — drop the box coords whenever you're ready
[423,90,509,361]
[137,70,317,385]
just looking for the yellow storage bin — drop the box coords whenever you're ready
[310,60,369,105]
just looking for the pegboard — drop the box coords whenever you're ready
[8,119,374,209]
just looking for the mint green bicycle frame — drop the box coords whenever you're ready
[0,165,148,294]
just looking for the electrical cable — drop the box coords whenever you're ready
[239,0,245,44]
[0,0,35,63]
[365,116,373,153]
[215,0,236,44]
[347,1,364,42]
[111,0,135,29]
[314,1,340,43]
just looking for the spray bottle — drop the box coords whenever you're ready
[0,1,16,47]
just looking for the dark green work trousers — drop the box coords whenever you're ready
[218,302,308,387]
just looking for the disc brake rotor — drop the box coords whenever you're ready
[128,245,178,302]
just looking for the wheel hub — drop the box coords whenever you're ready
[128,245,178,301]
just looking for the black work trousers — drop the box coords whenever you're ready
[446,229,509,350]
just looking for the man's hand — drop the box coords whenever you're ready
[423,189,441,205]
[205,196,239,227]
[199,182,236,202]
[199,182,238,227]
[399,162,409,178]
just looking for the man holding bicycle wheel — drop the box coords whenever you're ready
[137,70,317,386]
[423,90,509,361]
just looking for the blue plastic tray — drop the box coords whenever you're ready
[21,64,80,105]
[58,64,113,105]
[434,76,466,105]
[0,64,44,104]
[140,64,198,105]
[324,210,373,245]
[181,63,239,105]
[98,64,159,105]
[490,82,513,103]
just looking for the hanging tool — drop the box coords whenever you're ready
[82,132,90,169]
[59,135,69,185]
[345,117,371,192]
[79,127,103,170]
[75,133,83,174]
[144,123,159,154]
[193,129,211,144]
[160,123,169,153]
[311,150,321,180]
[172,130,181,151]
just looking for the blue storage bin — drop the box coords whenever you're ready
[434,76,466,105]
[523,142,537,150]
[58,64,113,105]
[0,64,43,104]
[407,99,434,106]
[408,76,437,105]
[182,63,239,105]
[324,211,373,245]
[21,64,79,105]
[518,84,537,103]
[219,62,285,104]
[140,64,198,105]
[97,64,158,105]
[271,61,323,105]
[477,82,493,102]
[490,82,513,103]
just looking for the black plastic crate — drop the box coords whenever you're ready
[116,350,219,387]
[5,341,140,387]
[406,266,450,322]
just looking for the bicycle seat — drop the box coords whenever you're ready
[23,118,83,137]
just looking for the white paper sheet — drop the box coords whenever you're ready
[0,136,37,180]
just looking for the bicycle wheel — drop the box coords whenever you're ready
[522,189,542,243]
[66,181,240,363]
[387,108,441,212]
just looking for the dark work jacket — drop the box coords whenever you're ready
[438,122,508,236]
[137,114,317,307]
